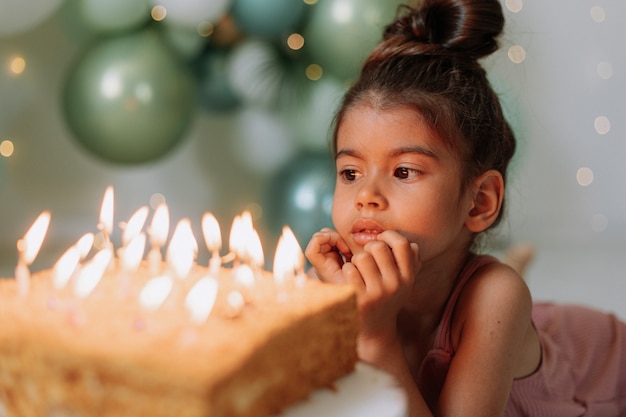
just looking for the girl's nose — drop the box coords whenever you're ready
[355,178,388,210]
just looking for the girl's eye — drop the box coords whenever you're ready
[339,169,359,182]
[394,167,420,180]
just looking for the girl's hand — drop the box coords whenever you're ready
[305,228,353,284]
[344,230,420,362]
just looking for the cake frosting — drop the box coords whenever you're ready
[0,261,358,417]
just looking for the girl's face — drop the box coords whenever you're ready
[332,105,475,263]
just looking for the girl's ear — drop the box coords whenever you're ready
[465,170,504,233]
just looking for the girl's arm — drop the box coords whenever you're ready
[437,263,536,416]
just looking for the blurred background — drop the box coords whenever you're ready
[0,0,624,317]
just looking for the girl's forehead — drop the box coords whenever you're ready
[337,105,443,151]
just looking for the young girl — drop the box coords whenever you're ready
[305,0,626,416]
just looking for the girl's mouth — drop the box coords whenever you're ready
[351,219,384,246]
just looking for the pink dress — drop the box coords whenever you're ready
[415,255,626,416]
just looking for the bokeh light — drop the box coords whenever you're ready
[149,193,167,209]
[0,140,15,157]
[287,33,305,51]
[9,56,26,75]
[596,62,613,79]
[590,6,606,23]
[576,167,594,187]
[305,64,323,81]
[507,45,526,64]
[151,6,167,21]
[505,0,523,13]
[594,116,610,135]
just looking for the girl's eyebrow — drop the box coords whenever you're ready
[335,146,438,160]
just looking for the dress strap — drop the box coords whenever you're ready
[432,255,499,350]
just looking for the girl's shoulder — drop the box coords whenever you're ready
[450,256,533,350]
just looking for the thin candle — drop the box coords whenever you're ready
[147,203,169,274]
[15,211,51,298]
[98,186,114,250]
[202,212,222,275]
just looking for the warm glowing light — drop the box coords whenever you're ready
[9,56,26,75]
[74,248,113,298]
[202,212,222,252]
[505,0,523,13]
[273,226,305,284]
[303,0,317,5]
[576,167,594,187]
[121,206,149,246]
[306,64,323,81]
[149,203,170,247]
[76,233,94,259]
[0,140,14,157]
[228,211,264,266]
[121,233,146,272]
[185,277,219,323]
[151,5,167,21]
[52,246,80,290]
[18,211,51,264]
[594,116,610,135]
[99,186,114,238]
[167,218,197,279]
[287,33,304,50]
[139,275,174,310]
[508,45,526,64]
[590,6,606,23]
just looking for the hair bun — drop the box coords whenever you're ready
[383,0,505,60]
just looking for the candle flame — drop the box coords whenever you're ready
[52,246,80,290]
[228,210,264,266]
[185,276,219,324]
[18,211,51,264]
[166,218,197,279]
[98,186,114,237]
[149,203,169,247]
[139,275,173,311]
[121,205,149,246]
[74,248,113,298]
[76,233,94,259]
[121,233,146,272]
[202,212,221,253]
[273,226,305,285]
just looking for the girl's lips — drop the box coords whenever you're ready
[351,219,384,246]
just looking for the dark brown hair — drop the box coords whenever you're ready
[332,0,516,229]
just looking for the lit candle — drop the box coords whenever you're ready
[202,212,222,275]
[120,233,146,273]
[273,226,305,286]
[98,186,114,252]
[74,248,113,299]
[75,233,95,260]
[166,218,197,279]
[52,245,81,291]
[185,276,219,324]
[139,275,173,311]
[120,205,149,247]
[147,203,169,274]
[15,211,51,298]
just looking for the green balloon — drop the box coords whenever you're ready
[303,0,403,81]
[63,29,195,164]
[264,152,336,247]
[231,0,307,40]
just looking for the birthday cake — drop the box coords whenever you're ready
[0,197,359,417]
